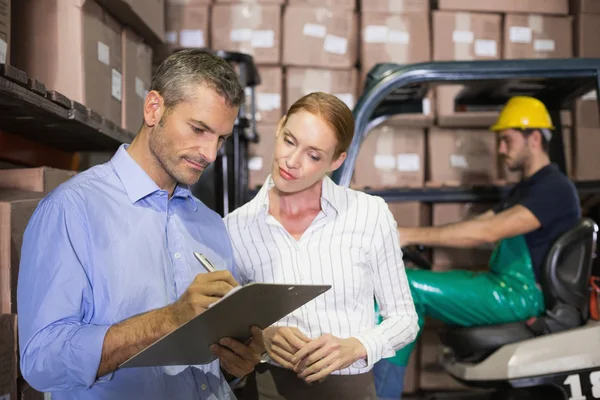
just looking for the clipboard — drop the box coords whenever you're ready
[119,282,331,369]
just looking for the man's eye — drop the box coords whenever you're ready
[192,126,204,134]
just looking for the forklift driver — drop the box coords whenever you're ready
[373,96,582,399]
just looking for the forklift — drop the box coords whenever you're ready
[331,59,600,399]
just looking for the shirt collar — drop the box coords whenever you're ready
[110,144,197,210]
[247,174,339,227]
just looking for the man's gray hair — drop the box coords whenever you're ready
[150,49,245,110]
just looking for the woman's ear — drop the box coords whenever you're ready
[331,152,347,171]
[275,115,287,138]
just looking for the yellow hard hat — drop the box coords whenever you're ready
[490,96,555,132]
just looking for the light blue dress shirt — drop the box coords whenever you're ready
[17,144,237,400]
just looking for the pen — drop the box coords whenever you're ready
[193,251,217,273]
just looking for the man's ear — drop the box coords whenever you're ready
[143,90,164,128]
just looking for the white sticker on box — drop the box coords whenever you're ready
[303,23,327,38]
[509,26,532,43]
[252,30,275,48]
[374,154,396,170]
[450,154,468,169]
[324,35,348,55]
[583,90,598,100]
[397,154,420,172]
[111,69,122,101]
[257,93,281,111]
[45,393,52,400]
[334,93,354,109]
[248,156,263,171]
[364,25,388,43]
[135,77,145,99]
[166,31,178,45]
[422,98,431,115]
[98,42,110,66]
[230,29,253,42]
[0,39,6,64]
[452,30,474,44]
[388,31,410,44]
[474,39,497,57]
[534,39,555,52]
[180,29,205,48]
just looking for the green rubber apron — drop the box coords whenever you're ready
[375,235,545,366]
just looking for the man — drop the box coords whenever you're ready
[17,49,264,399]
[373,96,581,399]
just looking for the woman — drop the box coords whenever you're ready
[224,92,418,399]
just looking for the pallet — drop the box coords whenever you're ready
[0,64,134,153]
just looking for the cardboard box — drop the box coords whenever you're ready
[432,203,495,270]
[419,328,471,391]
[18,378,44,400]
[572,97,600,181]
[161,3,210,61]
[428,128,498,185]
[122,28,153,133]
[285,68,358,111]
[575,14,600,58]
[503,15,572,60]
[388,202,431,228]
[353,125,425,190]
[438,0,569,15]
[571,0,600,14]
[211,4,281,64]
[287,0,355,9]
[248,123,277,189]
[436,86,500,128]
[362,0,429,13]
[433,11,501,61]
[0,0,9,64]
[95,0,165,45]
[0,314,17,400]
[248,66,282,123]
[0,167,76,193]
[0,190,44,314]
[283,6,358,69]
[215,0,283,3]
[404,339,421,393]
[360,11,431,78]
[13,0,123,126]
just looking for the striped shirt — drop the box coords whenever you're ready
[224,175,418,375]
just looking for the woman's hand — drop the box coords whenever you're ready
[291,334,367,383]
[262,326,312,369]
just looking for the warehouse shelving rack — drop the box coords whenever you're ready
[331,58,600,204]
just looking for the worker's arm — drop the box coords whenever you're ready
[398,205,541,248]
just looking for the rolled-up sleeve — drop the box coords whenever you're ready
[354,198,419,367]
[17,196,111,392]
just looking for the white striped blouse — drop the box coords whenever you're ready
[223,175,418,375]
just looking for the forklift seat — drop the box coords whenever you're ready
[439,218,598,361]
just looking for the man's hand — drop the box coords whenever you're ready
[262,326,312,369]
[169,271,239,326]
[291,335,367,383]
[211,326,264,378]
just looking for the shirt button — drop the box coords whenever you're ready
[174,252,181,259]
[201,384,207,391]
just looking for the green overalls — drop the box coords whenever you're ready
[376,235,545,366]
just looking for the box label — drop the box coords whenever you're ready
[165,31,178,45]
[374,154,396,170]
[534,39,555,52]
[583,90,598,100]
[450,154,468,169]
[112,69,122,101]
[248,156,263,171]
[364,25,388,43]
[98,42,110,66]
[257,93,281,111]
[303,23,327,38]
[324,35,348,55]
[0,39,6,64]
[334,93,354,109]
[388,31,410,44]
[135,77,146,99]
[230,29,253,42]
[180,30,205,48]
[474,39,497,57]
[397,154,420,172]
[252,30,275,48]
[452,30,474,44]
[509,26,532,43]
[422,98,431,115]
